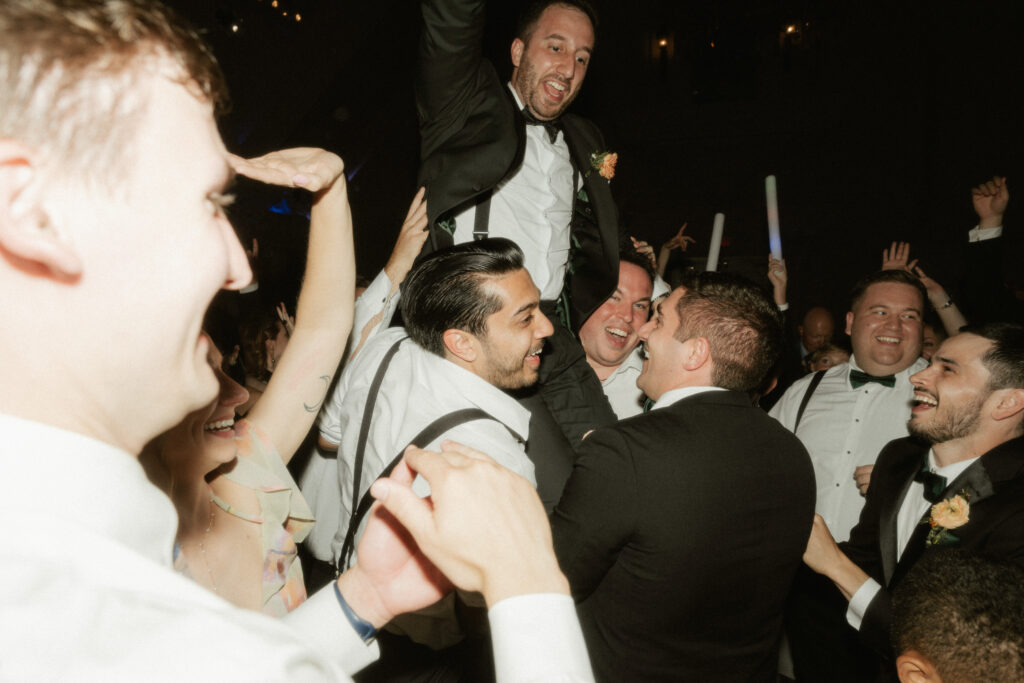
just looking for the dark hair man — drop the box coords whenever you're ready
[892,550,1024,683]
[416,0,622,450]
[307,239,551,568]
[771,269,928,543]
[552,273,815,681]
[578,245,656,419]
[796,323,1024,679]
[0,3,591,679]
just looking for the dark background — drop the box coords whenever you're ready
[166,0,1023,324]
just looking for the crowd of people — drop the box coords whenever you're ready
[2,0,1023,682]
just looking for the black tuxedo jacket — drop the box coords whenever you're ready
[842,434,1024,656]
[415,0,622,328]
[551,391,816,682]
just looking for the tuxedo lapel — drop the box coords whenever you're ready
[879,450,921,585]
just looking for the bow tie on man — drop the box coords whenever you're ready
[914,461,948,503]
[522,106,561,144]
[849,368,896,388]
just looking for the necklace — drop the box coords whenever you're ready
[195,495,218,593]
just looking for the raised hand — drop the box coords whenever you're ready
[630,236,658,271]
[881,241,918,273]
[384,187,430,286]
[661,222,696,253]
[971,176,1009,226]
[229,147,345,194]
[275,302,295,335]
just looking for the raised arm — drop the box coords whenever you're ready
[657,222,695,277]
[880,241,968,336]
[233,148,355,464]
[972,175,1009,230]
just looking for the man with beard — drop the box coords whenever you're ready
[796,323,1024,677]
[416,0,624,450]
[552,273,815,681]
[306,239,550,570]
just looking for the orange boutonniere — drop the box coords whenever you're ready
[589,151,618,181]
[924,492,970,546]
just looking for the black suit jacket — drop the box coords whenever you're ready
[552,391,816,682]
[416,0,622,328]
[841,434,1024,656]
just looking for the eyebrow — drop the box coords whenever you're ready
[543,33,593,54]
[513,300,539,318]
[934,354,960,368]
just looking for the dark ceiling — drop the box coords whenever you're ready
[166,0,1023,319]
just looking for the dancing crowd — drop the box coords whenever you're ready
[2,1,1023,682]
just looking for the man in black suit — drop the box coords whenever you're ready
[416,0,623,448]
[797,322,1024,677]
[551,272,816,682]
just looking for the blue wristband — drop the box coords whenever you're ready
[333,581,379,643]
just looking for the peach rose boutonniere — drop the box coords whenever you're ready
[589,151,618,181]
[925,492,970,547]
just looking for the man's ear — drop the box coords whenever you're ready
[895,651,940,683]
[442,329,477,364]
[845,311,855,336]
[991,388,1024,423]
[681,336,710,371]
[510,38,524,68]
[0,141,81,280]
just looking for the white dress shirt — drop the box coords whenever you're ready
[302,327,534,566]
[451,86,575,301]
[601,348,647,419]
[846,450,978,629]
[652,385,726,410]
[0,412,593,682]
[769,356,928,542]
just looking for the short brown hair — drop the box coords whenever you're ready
[0,0,226,183]
[673,272,783,392]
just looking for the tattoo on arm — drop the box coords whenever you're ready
[303,375,331,413]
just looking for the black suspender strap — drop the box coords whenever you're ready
[794,370,827,431]
[472,191,492,241]
[339,407,523,569]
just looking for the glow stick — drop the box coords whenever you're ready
[765,175,783,259]
[706,213,725,272]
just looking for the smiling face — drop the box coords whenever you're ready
[158,339,251,476]
[474,269,555,389]
[44,68,251,450]
[510,4,594,121]
[579,261,653,380]
[845,282,924,376]
[636,288,689,400]
[908,333,994,445]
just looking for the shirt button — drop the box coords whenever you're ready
[836,483,840,487]
[855,419,860,422]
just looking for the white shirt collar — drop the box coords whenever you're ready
[927,448,979,481]
[652,385,726,411]
[0,412,178,565]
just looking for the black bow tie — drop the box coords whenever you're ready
[521,107,561,144]
[914,460,948,503]
[849,369,896,388]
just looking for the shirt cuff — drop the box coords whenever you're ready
[846,578,882,631]
[489,593,594,683]
[284,582,380,676]
[968,225,1003,242]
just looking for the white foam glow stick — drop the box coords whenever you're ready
[765,175,783,259]
[706,212,725,272]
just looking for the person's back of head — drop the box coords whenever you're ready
[893,550,1024,683]
[400,238,526,357]
[674,271,784,393]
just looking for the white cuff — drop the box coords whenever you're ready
[845,578,882,630]
[284,583,380,676]
[489,593,594,683]
[968,225,1003,242]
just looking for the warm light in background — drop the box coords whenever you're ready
[658,38,668,47]
[785,25,796,33]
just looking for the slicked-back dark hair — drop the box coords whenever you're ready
[673,272,784,392]
[961,322,1024,391]
[848,270,927,312]
[515,0,598,46]
[401,238,526,357]
[893,550,1024,682]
